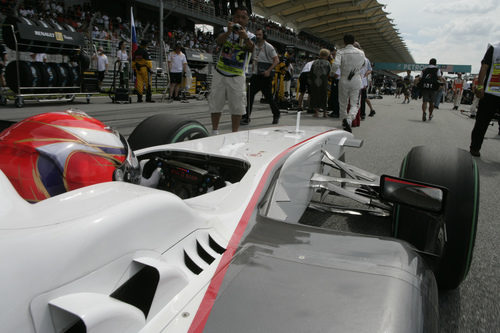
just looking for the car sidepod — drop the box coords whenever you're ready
[193,216,439,333]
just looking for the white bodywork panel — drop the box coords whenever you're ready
[0,126,352,333]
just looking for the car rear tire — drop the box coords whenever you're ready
[128,114,209,151]
[393,146,479,290]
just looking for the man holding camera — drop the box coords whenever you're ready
[208,6,255,134]
[241,27,279,125]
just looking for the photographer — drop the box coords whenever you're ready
[241,27,280,125]
[208,6,255,134]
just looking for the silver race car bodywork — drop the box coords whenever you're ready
[0,125,444,332]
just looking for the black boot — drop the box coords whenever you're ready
[137,93,143,103]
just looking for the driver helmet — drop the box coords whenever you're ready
[0,110,140,202]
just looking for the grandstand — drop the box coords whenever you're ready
[0,0,412,98]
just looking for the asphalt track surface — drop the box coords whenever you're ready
[0,93,499,332]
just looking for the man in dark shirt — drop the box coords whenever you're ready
[469,42,500,157]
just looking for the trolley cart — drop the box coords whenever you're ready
[1,21,99,108]
[109,60,132,103]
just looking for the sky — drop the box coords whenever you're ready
[382,0,500,73]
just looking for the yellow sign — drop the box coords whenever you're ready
[55,32,64,41]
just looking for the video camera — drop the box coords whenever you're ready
[232,23,242,32]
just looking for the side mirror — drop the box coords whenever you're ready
[380,175,447,213]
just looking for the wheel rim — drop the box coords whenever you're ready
[171,124,209,142]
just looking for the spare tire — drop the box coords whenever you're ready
[71,65,81,87]
[32,62,49,91]
[47,62,62,90]
[60,63,74,86]
[5,60,41,93]
[54,63,69,88]
[2,17,39,52]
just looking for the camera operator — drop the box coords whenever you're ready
[208,6,255,134]
[241,27,280,125]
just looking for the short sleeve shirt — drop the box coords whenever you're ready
[168,52,187,73]
[97,54,108,71]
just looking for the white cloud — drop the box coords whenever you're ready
[382,0,500,72]
[422,0,496,14]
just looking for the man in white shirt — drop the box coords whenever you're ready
[168,42,188,101]
[31,53,47,63]
[93,47,108,92]
[332,34,366,132]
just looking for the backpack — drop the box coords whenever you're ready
[418,67,439,90]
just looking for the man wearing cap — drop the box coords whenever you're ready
[133,40,155,102]
[168,43,187,101]
[94,47,108,92]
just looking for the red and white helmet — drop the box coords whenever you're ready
[0,110,140,202]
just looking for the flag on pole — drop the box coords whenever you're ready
[130,7,138,56]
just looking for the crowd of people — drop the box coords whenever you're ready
[203,6,378,134]
[1,0,331,59]
[1,2,497,159]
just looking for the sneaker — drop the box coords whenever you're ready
[422,112,427,121]
[429,113,433,120]
[469,149,480,157]
[342,119,352,133]
[434,106,439,109]
[212,129,219,136]
[368,110,376,117]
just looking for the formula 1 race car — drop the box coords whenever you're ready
[0,111,478,333]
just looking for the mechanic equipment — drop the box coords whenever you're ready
[0,18,97,107]
[109,60,132,103]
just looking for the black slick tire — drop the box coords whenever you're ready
[393,146,479,290]
[128,114,209,151]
